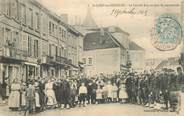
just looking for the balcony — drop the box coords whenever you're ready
[42,55,54,64]
[56,56,68,65]
[3,46,27,61]
[46,56,54,63]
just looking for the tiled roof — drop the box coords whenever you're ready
[155,57,179,69]
[89,26,130,35]
[83,31,121,51]
[129,41,144,50]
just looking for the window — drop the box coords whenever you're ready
[20,4,26,24]
[49,44,52,56]
[35,12,40,30]
[12,31,19,48]
[61,47,64,57]
[28,36,32,56]
[28,8,33,28]
[82,58,86,64]
[55,46,58,56]
[88,58,93,65]
[5,28,12,45]
[34,40,38,57]
[3,0,10,16]
[10,0,18,20]
[59,47,61,57]
[52,23,54,33]
[49,21,52,34]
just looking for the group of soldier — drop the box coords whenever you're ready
[4,67,184,115]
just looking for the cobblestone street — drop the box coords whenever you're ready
[0,104,177,116]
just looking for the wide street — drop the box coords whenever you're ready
[0,104,177,116]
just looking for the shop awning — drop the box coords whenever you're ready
[23,62,39,67]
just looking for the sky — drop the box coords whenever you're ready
[37,0,183,59]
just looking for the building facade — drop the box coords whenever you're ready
[129,41,145,72]
[0,0,82,84]
[82,28,129,76]
[145,58,163,70]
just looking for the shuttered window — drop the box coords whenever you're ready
[49,44,52,56]
[35,12,40,30]
[34,40,38,58]
[28,36,32,56]
[20,3,26,25]
[22,33,28,52]
[42,41,48,56]
[12,31,19,48]
[2,0,10,16]
[28,8,33,28]
[10,0,18,20]
[5,28,12,46]
[0,27,4,47]
[49,21,51,34]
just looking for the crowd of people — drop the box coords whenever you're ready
[2,67,184,115]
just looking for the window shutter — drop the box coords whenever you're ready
[51,45,55,57]
[0,27,4,47]
[2,0,9,16]
[31,38,34,57]
[38,40,41,58]
[22,33,28,52]
[10,0,18,19]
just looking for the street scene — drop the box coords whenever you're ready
[0,0,184,116]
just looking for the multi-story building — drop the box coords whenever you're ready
[0,0,83,84]
[82,27,130,76]
[129,41,145,72]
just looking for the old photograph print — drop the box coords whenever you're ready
[0,0,183,116]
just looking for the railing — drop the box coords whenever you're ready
[46,55,54,63]
[56,56,68,64]
[4,46,28,60]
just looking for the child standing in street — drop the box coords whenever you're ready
[79,83,87,107]
[96,86,103,104]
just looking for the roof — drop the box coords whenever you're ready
[83,31,124,51]
[34,0,82,36]
[129,41,144,50]
[89,26,130,35]
[155,57,179,69]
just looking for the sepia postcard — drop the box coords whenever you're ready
[0,0,184,116]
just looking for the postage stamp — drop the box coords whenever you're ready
[151,13,183,51]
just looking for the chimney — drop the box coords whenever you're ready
[60,14,68,24]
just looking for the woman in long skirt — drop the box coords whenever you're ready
[119,83,128,103]
[34,82,41,112]
[106,81,113,103]
[8,78,21,111]
[21,83,27,111]
[112,83,118,102]
[177,86,184,116]
[45,79,57,108]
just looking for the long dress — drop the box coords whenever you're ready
[35,89,40,108]
[119,84,128,99]
[45,82,57,106]
[178,91,184,116]
[96,89,103,100]
[112,85,118,99]
[106,84,113,98]
[21,91,26,107]
[8,83,21,108]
